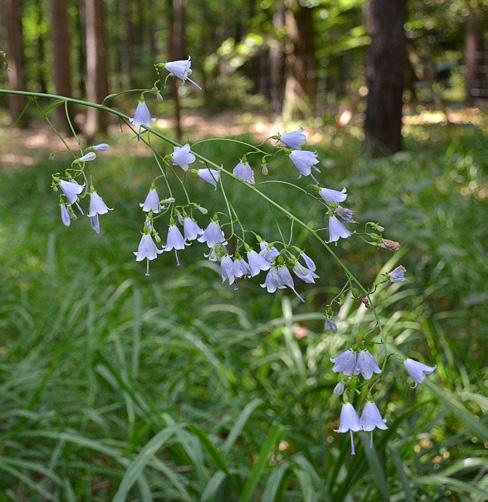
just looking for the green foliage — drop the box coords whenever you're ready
[0,122,487,499]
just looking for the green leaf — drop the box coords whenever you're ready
[361,435,389,502]
[262,463,290,502]
[239,424,283,502]
[223,398,262,454]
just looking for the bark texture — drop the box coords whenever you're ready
[85,0,110,137]
[364,0,407,155]
[464,12,485,104]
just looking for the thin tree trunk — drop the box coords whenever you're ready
[4,0,29,127]
[50,0,73,133]
[124,0,135,86]
[464,11,484,105]
[168,0,186,140]
[269,0,286,114]
[282,0,316,121]
[35,0,47,93]
[364,0,407,155]
[85,0,110,138]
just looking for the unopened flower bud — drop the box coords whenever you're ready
[78,152,96,162]
[333,382,345,396]
[198,205,208,215]
[380,238,401,252]
[261,163,269,176]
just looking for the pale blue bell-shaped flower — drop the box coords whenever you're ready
[60,204,71,227]
[336,206,355,223]
[130,100,155,140]
[183,217,203,241]
[259,241,280,263]
[172,144,196,172]
[319,187,348,204]
[134,233,163,276]
[331,349,357,377]
[276,265,305,302]
[356,350,382,380]
[233,257,251,278]
[335,403,361,455]
[360,401,388,448]
[90,215,100,234]
[198,168,220,186]
[328,215,351,243]
[198,221,226,248]
[88,191,111,217]
[165,224,186,266]
[247,249,271,276]
[293,261,319,284]
[404,358,436,387]
[279,128,306,149]
[59,179,85,204]
[300,251,316,271]
[164,56,202,90]
[389,265,406,283]
[140,188,162,213]
[220,255,236,285]
[289,150,320,180]
[233,161,255,184]
[260,267,281,293]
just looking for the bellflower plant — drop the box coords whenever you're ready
[356,350,382,380]
[183,217,203,242]
[389,265,407,283]
[331,349,357,377]
[140,187,163,213]
[359,402,388,448]
[171,144,196,172]
[60,204,71,227]
[164,57,202,90]
[278,128,306,149]
[246,249,271,276]
[198,220,226,248]
[404,358,437,387]
[335,403,361,455]
[87,191,112,234]
[289,150,320,181]
[197,168,220,186]
[134,233,163,276]
[130,100,155,140]
[259,241,280,263]
[220,255,236,285]
[320,187,348,204]
[232,161,255,184]
[328,215,351,243]
[164,224,186,265]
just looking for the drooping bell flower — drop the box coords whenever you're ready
[328,215,351,243]
[140,187,163,213]
[198,220,226,248]
[276,265,305,302]
[134,233,163,276]
[335,403,361,455]
[164,224,186,265]
[260,266,281,294]
[164,57,201,90]
[404,358,437,387]
[335,206,355,223]
[220,255,236,285]
[259,241,280,263]
[356,350,382,380]
[60,204,71,227]
[59,179,85,204]
[233,161,255,184]
[300,252,316,271]
[293,261,319,284]
[389,265,406,283]
[246,249,271,276]
[359,402,388,448]
[171,144,196,172]
[319,187,348,204]
[197,168,220,186]
[279,128,306,149]
[233,256,251,279]
[88,191,112,234]
[289,150,320,181]
[130,100,155,141]
[183,217,203,242]
[331,349,357,377]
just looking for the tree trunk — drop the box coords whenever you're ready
[124,0,135,86]
[167,0,186,140]
[35,0,48,93]
[364,0,407,155]
[282,0,316,121]
[85,0,110,138]
[4,0,29,127]
[50,0,73,133]
[269,0,286,114]
[464,11,485,105]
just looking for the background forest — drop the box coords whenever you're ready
[0,0,487,501]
